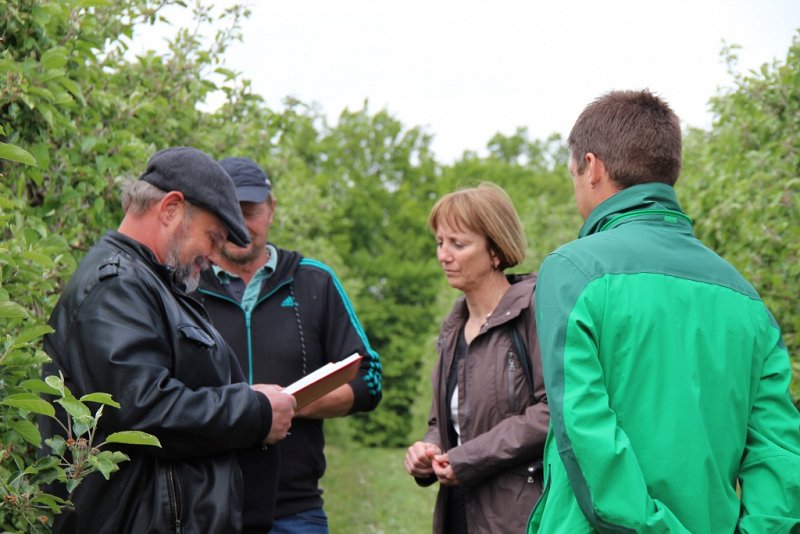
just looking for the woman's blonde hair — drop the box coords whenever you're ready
[427,182,526,270]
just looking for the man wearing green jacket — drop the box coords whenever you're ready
[528,90,800,533]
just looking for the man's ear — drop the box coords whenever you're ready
[584,153,609,189]
[158,191,186,225]
[586,153,621,197]
[267,197,277,225]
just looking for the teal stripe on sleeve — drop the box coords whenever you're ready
[300,259,383,395]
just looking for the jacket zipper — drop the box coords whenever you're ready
[508,346,539,484]
[199,278,294,386]
[507,351,517,414]
[245,312,253,384]
[167,463,183,533]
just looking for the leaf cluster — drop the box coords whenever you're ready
[0,369,160,532]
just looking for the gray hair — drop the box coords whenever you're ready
[121,180,168,215]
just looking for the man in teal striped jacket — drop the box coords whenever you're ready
[528,90,800,533]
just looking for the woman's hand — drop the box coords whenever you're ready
[404,441,442,477]
[433,452,461,486]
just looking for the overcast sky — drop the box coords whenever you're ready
[135,1,799,163]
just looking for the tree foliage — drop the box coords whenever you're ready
[0,0,240,528]
[310,106,444,445]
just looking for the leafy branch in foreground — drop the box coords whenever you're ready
[0,372,160,532]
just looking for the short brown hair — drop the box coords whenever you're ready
[427,182,526,270]
[568,89,682,187]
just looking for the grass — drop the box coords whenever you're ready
[320,330,441,532]
[321,444,438,533]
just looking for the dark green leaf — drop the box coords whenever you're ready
[12,324,54,348]
[2,394,56,417]
[20,378,61,396]
[0,300,29,318]
[0,143,36,165]
[45,435,67,456]
[56,397,91,420]
[8,419,42,447]
[88,451,122,479]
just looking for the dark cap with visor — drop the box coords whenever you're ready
[218,157,272,203]
[139,146,250,247]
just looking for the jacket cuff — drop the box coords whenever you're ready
[347,377,381,414]
[446,446,477,487]
[415,474,437,487]
[254,390,272,445]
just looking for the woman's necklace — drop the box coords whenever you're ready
[469,278,509,329]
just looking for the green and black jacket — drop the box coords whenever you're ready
[529,183,800,533]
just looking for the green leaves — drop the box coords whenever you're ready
[88,451,129,480]
[0,142,38,166]
[105,431,162,447]
[11,325,55,348]
[0,0,216,528]
[44,436,68,457]
[55,397,92,421]
[2,394,56,418]
[80,393,121,409]
[39,47,69,70]
[0,300,30,319]
[33,377,161,500]
[8,419,43,447]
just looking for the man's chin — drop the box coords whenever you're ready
[221,245,258,265]
[173,258,207,292]
[183,272,201,293]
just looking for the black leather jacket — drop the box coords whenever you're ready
[42,231,272,533]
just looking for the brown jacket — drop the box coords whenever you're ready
[418,274,549,533]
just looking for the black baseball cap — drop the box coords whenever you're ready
[139,147,250,247]
[218,157,272,203]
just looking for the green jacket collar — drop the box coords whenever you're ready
[579,182,691,238]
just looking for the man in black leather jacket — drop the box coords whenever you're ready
[41,147,296,533]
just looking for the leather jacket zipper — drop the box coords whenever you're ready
[167,464,183,533]
[507,351,517,413]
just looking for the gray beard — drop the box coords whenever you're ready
[165,250,202,293]
[177,265,200,293]
[165,233,205,293]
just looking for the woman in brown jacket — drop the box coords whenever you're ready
[403,182,549,533]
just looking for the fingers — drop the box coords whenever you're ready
[432,453,449,474]
[403,441,441,477]
[432,453,459,486]
[252,384,296,444]
[403,443,459,485]
[424,443,440,459]
[251,383,284,395]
